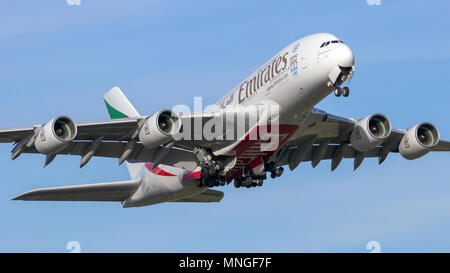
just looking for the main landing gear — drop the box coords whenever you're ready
[270,167,284,179]
[195,154,286,189]
[264,162,284,179]
[234,175,265,188]
[233,165,284,188]
[197,175,226,188]
[234,168,266,188]
[334,86,350,97]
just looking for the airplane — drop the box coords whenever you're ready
[1,33,449,207]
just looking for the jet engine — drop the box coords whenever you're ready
[399,122,440,160]
[350,113,392,152]
[138,110,181,148]
[34,116,77,154]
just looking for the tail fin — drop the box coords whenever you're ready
[103,87,140,119]
[103,87,143,178]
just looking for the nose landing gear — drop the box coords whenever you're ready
[329,65,353,98]
[334,87,342,97]
[342,86,350,97]
[333,86,350,97]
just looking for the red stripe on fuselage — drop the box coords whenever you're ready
[145,162,176,177]
[145,162,201,182]
[145,124,298,183]
[225,124,299,181]
[249,156,263,169]
[182,171,201,182]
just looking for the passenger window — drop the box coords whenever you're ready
[331,40,339,44]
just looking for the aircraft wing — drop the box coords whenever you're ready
[0,106,260,169]
[13,179,141,202]
[1,107,448,173]
[13,179,223,203]
[0,116,200,169]
[433,140,450,151]
[0,118,141,143]
[280,109,450,171]
[171,189,224,203]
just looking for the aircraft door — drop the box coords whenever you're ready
[299,50,310,71]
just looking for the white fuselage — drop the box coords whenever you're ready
[217,33,353,122]
[124,33,355,207]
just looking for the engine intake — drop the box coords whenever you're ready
[399,122,440,160]
[350,113,392,152]
[34,116,77,154]
[139,110,181,148]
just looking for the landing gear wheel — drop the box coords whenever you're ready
[270,172,276,179]
[275,167,284,177]
[207,179,215,187]
[342,86,350,97]
[219,177,226,186]
[213,179,220,187]
[334,87,342,97]
[244,177,253,188]
[234,179,241,188]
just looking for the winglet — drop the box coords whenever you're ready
[103,87,140,119]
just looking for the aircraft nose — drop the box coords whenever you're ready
[335,44,354,68]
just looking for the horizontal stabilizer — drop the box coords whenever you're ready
[13,179,141,202]
[171,189,224,203]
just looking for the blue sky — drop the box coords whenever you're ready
[0,0,449,252]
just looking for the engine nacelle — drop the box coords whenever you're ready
[34,116,77,154]
[350,113,392,152]
[399,122,440,160]
[139,110,181,148]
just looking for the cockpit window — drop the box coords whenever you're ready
[320,40,344,48]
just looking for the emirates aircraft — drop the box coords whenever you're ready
[1,33,449,207]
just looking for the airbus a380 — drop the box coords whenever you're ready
[1,33,449,207]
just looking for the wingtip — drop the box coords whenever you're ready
[12,195,24,201]
[12,190,35,201]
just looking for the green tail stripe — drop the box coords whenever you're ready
[104,99,127,119]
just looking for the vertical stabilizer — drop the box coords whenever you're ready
[103,87,144,178]
[103,87,140,119]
